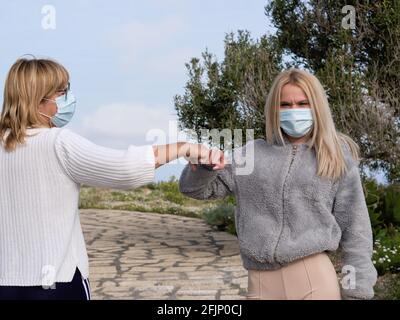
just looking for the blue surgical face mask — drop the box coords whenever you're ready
[39,92,77,127]
[280,108,314,138]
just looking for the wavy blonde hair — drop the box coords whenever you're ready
[265,68,360,181]
[0,57,69,152]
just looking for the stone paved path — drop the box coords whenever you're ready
[80,209,248,300]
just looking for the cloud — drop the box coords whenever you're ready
[113,17,182,51]
[76,102,189,182]
[80,103,183,145]
[108,17,195,75]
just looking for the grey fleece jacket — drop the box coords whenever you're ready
[179,135,378,300]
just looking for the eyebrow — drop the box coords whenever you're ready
[280,100,310,104]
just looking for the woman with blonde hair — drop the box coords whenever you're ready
[179,68,378,300]
[0,57,224,300]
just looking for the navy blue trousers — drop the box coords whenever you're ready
[0,268,91,300]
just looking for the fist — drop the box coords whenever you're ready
[182,143,225,171]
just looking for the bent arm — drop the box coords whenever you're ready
[54,129,156,190]
[179,163,235,200]
[332,165,378,300]
[152,142,189,169]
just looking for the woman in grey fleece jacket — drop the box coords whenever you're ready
[179,68,378,300]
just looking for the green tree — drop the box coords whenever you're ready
[175,1,400,183]
[174,31,282,148]
[265,0,400,182]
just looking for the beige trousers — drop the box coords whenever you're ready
[246,252,341,300]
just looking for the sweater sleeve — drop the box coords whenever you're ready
[179,164,235,200]
[54,129,155,190]
[332,164,378,300]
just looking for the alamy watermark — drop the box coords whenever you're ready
[145,121,255,175]
[341,264,357,290]
[41,265,56,289]
[41,5,56,30]
[341,5,356,30]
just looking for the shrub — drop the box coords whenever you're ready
[203,203,236,235]
[110,191,136,202]
[382,184,400,225]
[373,226,400,275]
[158,176,186,205]
[364,178,400,232]
[146,182,157,190]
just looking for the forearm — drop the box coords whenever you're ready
[152,142,189,169]
[333,165,378,299]
[179,163,234,200]
[339,231,377,300]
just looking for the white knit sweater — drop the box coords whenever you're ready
[0,127,155,286]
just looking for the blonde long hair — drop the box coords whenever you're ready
[0,57,69,152]
[265,68,360,181]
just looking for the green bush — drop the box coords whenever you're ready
[158,176,186,205]
[145,182,157,190]
[364,178,400,236]
[110,191,136,202]
[382,184,400,225]
[203,203,236,235]
[225,195,236,206]
[373,225,400,275]
[365,179,386,237]
[386,275,400,300]
[363,179,400,275]
[79,187,107,209]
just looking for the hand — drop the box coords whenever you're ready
[180,143,225,172]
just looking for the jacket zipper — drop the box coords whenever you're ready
[273,144,298,264]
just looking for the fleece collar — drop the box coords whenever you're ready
[275,134,313,150]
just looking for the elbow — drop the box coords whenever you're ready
[181,191,207,200]
[119,171,155,190]
[179,180,207,200]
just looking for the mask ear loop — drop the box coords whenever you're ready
[39,98,56,119]
[38,95,59,128]
[38,100,54,126]
[42,98,57,103]
[38,112,52,120]
[38,112,54,130]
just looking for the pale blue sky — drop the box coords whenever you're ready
[0,0,388,184]
[0,0,272,181]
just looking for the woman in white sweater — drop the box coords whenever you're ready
[0,57,224,300]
